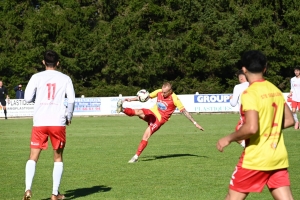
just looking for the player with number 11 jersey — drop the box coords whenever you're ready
[23,50,75,200]
[25,70,75,126]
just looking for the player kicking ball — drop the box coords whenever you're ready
[116,82,204,163]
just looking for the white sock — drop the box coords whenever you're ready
[293,113,298,122]
[52,162,63,195]
[134,154,139,159]
[25,160,36,191]
[240,140,246,148]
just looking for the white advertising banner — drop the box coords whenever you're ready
[4,99,34,117]
[0,93,290,118]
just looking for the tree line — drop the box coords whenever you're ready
[0,0,299,97]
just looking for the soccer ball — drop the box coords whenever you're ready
[137,89,150,102]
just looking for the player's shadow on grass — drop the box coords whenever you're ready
[142,153,207,161]
[41,185,111,200]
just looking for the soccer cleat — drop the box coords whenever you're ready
[5,117,7,119]
[128,156,138,163]
[294,122,299,129]
[22,190,32,200]
[51,192,65,200]
[116,99,123,113]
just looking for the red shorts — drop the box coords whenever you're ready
[141,109,166,134]
[229,164,290,192]
[291,101,300,110]
[30,126,66,150]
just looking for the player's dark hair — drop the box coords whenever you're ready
[294,66,300,70]
[44,50,59,67]
[236,69,245,77]
[241,50,267,73]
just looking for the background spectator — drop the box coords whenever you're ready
[14,84,24,99]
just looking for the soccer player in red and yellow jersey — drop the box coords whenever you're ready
[117,82,204,163]
[217,50,295,200]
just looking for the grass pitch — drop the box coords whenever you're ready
[1,114,299,200]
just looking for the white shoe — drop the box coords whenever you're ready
[128,156,138,163]
[116,99,123,113]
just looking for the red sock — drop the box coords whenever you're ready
[136,140,148,156]
[123,108,136,116]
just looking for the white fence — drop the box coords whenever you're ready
[0,93,290,118]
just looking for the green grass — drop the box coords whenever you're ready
[1,114,300,200]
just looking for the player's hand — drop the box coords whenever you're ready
[195,123,204,131]
[66,119,71,126]
[216,136,231,152]
[229,95,233,99]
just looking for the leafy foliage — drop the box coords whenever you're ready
[0,0,299,96]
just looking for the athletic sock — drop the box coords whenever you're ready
[25,160,36,191]
[240,140,246,148]
[136,140,148,156]
[123,108,135,116]
[293,113,298,122]
[133,154,139,159]
[4,109,6,116]
[52,162,63,195]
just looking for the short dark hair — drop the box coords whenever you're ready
[241,50,267,73]
[44,50,59,67]
[294,66,300,70]
[236,69,245,77]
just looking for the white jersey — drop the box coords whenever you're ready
[290,76,300,102]
[25,70,75,126]
[230,81,249,116]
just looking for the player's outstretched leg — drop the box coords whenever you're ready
[116,99,123,113]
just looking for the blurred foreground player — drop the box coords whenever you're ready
[217,50,295,200]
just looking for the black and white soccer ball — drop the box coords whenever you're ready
[137,89,150,102]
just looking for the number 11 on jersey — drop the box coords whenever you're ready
[47,83,56,100]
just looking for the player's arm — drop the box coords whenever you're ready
[283,103,295,129]
[229,86,239,107]
[24,75,37,103]
[65,78,75,125]
[181,108,204,131]
[217,110,258,152]
[5,88,9,98]
[5,88,9,102]
[173,94,204,131]
[288,79,293,97]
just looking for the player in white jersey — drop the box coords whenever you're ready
[230,70,249,110]
[288,66,300,129]
[22,50,75,200]
[229,70,249,147]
